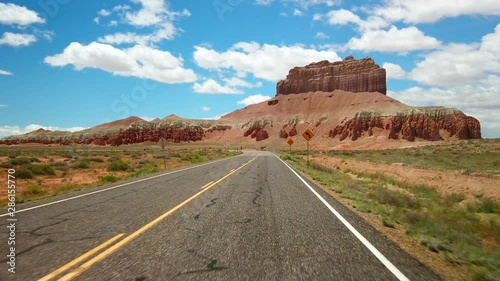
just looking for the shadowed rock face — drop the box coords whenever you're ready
[276,56,387,96]
[328,108,482,142]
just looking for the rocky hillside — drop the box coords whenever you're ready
[0,56,481,145]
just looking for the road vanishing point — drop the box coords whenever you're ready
[0,151,442,280]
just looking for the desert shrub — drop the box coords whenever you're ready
[99,175,118,184]
[29,157,41,163]
[86,157,104,163]
[52,161,69,171]
[11,157,32,166]
[15,169,34,179]
[0,161,13,168]
[280,153,294,161]
[469,198,499,214]
[26,184,44,195]
[107,160,129,171]
[190,155,205,164]
[23,164,56,176]
[8,155,17,159]
[131,163,160,177]
[72,160,91,169]
[108,156,122,162]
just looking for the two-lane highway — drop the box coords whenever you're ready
[0,151,442,280]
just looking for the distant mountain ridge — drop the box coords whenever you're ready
[1,56,481,145]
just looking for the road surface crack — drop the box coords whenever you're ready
[205,198,218,208]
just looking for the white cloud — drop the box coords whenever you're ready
[410,24,500,87]
[373,0,500,25]
[318,9,362,25]
[120,0,190,27]
[255,0,274,5]
[0,32,37,47]
[0,124,88,139]
[193,79,242,94]
[293,9,303,16]
[0,3,45,26]
[98,9,111,17]
[0,104,6,108]
[237,94,272,106]
[223,77,261,88]
[201,112,229,120]
[314,32,329,39]
[388,86,500,138]
[124,0,168,27]
[98,22,176,45]
[255,0,339,8]
[98,0,190,45]
[201,106,211,112]
[285,0,339,8]
[193,42,340,82]
[0,69,13,75]
[346,26,441,53]
[383,62,408,80]
[44,42,197,84]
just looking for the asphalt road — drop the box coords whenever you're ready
[0,151,442,280]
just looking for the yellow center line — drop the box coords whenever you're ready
[58,156,258,281]
[200,181,214,190]
[38,233,125,281]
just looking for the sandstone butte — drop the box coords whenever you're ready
[0,56,481,146]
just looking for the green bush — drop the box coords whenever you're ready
[99,175,119,184]
[0,161,13,168]
[131,163,160,177]
[27,184,44,195]
[190,155,206,164]
[15,169,34,179]
[23,164,56,176]
[280,153,294,161]
[107,160,129,171]
[52,161,69,171]
[72,160,91,169]
[11,157,32,166]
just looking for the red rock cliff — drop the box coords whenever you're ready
[328,108,482,141]
[276,56,386,96]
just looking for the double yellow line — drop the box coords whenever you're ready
[39,156,257,281]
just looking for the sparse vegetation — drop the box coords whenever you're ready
[322,139,500,175]
[99,175,119,184]
[72,159,91,169]
[0,145,240,210]
[23,164,56,176]
[107,159,130,172]
[190,154,206,164]
[15,168,35,179]
[282,152,500,280]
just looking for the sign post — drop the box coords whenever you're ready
[287,138,294,154]
[159,137,167,170]
[302,129,314,166]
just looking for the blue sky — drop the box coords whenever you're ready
[0,0,499,138]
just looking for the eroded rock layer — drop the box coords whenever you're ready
[276,56,387,96]
[328,108,481,142]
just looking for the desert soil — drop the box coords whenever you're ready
[312,156,500,201]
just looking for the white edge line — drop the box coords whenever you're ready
[276,156,410,281]
[0,155,245,217]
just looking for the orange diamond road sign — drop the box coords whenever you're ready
[287,139,294,146]
[302,129,314,141]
